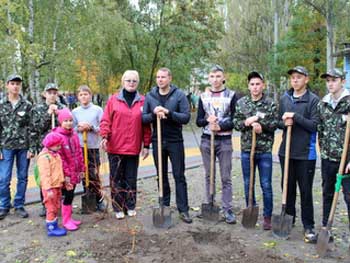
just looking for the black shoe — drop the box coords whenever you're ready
[179,212,193,224]
[0,208,10,220]
[96,201,107,212]
[14,207,29,218]
[39,205,46,217]
[304,228,317,244]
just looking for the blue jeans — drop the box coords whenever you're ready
[0,149,30,209]
[241,152,273,217]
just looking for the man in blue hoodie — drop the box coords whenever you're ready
[142,67,192,224]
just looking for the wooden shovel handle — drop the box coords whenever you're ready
[248,129,256,207]
[282,126,292,205]
[51,113,55,130]
[157,116,163,198]
[209,131,215,195]
[327,114,350,227]
[83,131,89,187]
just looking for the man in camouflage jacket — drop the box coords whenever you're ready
[233,71,278,230]
[32,83,65,216]
[0,74,35,220]
[317,68,350,231]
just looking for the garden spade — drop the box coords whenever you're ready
[201,131,220,221]
[81,130,97,214]
[153,116,172,228]
[242,129,259,228]
[316,114,350,257]
[272,125,293,238]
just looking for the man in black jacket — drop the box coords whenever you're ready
[142,67,192,223]
[278,66,319,243]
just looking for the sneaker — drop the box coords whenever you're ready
[127,210,137,217]
[224,209,236,224]
[179,212,193,224]
[96,201,107,212]
[14,207,29,218]
[304,228,317,244]
[39,205,46,217]
[115,211,125,219]
[0,208,10,220]
[263,216,272,230]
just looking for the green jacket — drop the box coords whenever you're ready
[317,89,350,162]
[0,95,35,153]
[233,94,278,153]
[32,102,65,153]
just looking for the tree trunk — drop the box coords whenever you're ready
[326,0,335,70]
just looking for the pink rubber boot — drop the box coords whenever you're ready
[62,204,79,231]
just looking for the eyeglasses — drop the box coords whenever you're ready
[124,79,138,83]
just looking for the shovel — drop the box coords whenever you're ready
[272,125,293,238]
[201,131,220,221]
[316,114,350,257]
[81,130,97,214]
[153,116,172,228]
[242,129,259,228]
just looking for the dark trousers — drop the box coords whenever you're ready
[152,141,189,213]
[82,148,103,202]
[108,154,139,212]
[62,185,76,205]
[279,156,316,230]
[321,158,350,226]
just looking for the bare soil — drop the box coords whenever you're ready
[1,158,350,263]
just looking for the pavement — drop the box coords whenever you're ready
[9,129,285,205]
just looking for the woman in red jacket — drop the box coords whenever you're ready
[100,70,151,219]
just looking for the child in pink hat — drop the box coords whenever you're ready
[37,132,66,236]
[53,108,85,231]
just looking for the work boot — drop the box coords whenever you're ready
[304,228,317,244]
[39,205,46,217]
[179,212,193,224]
[14,207,29,218]
[46,218,67,237]
[0,208,9,220]
[263,216,272,230]
[223,209,236,224]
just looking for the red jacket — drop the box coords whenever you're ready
[100,91,151,155]
[53,127,84,185]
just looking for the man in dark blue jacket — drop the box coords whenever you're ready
[142,67,192,223]
[278,66,319,243]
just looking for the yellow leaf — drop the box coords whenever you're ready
[190,207,200,211]
[263,241,276,248]
[66,250,77,257]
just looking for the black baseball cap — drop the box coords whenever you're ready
[44,83,59,91]
[320,68,345,79]
[287,66,309,76]
[210,64,224,73]
[6,74,22,83]
[248,71,264,82]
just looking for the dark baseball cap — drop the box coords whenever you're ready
[6,74,22,83]
[45,83,59,91]
[210,64,224,73]
[320,68,345,79]
[287,66,309,76]
[248,71,264,82]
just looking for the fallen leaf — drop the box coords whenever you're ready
[190,206,200,211]
[66,250,77,257]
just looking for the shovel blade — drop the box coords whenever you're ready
[241,206,259,229]
[316,228,331,257]
[81,191,97,214]
[152,206,172,228]
[272,213,293,238]
[201,203,220,222]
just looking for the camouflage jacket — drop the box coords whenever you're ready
[32,102,65,154]
[317,90,350,162]
[0,95,35,152]
[233,94,278,153]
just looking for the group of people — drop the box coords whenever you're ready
[0,65,349,243]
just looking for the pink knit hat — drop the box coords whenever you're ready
[57,108,73,124]
[42,132,63,148]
